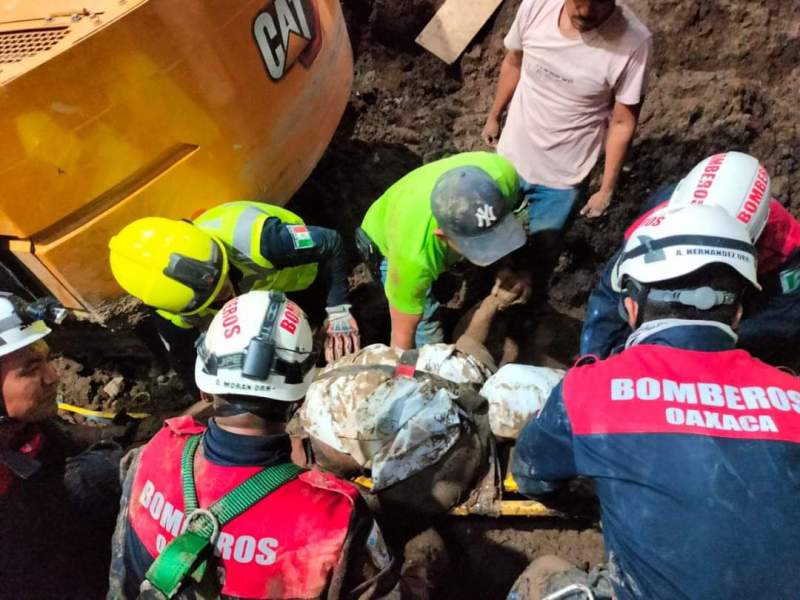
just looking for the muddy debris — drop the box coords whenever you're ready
[40,0,799,596]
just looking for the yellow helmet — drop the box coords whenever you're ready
[108,217,229,315]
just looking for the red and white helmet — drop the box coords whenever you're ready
[616,204,761,290]
[195,291,316,401]
[669,151,771,242]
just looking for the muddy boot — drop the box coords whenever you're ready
[400,527,451,600]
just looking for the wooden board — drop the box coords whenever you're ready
[416,0,504,64]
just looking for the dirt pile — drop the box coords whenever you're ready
[286,0,800,595]
[294,0,800,313]
[34,2,800,596]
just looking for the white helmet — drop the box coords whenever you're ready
[616,204,761,291]
[669,151,771,242]
[195,291,316,401]
[0,294,51,358]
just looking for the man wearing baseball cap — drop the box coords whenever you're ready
[358,152,528,349]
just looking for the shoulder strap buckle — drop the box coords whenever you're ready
[184,508,220,545]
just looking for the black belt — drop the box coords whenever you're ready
[354,227,384,281]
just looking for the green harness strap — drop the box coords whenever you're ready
[142,434,303,599]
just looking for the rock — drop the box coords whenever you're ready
[102,376,125,399]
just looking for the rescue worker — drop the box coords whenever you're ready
[580,151,800,366]
[109,201,360,381]
[109,290,397,599]
[0,293,124,598]
[357,152,531,349]
[511,204,800,599]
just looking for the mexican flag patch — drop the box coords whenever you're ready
[287,225,314,250]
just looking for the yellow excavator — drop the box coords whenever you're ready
[0,0,352,314]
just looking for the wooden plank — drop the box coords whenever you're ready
[416,0,504,64]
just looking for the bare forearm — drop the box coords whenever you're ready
[389,305,422,350]
[600,106,639,193]
[488,53,522,119]
[462,295,502,346]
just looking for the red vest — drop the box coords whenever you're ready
[128,417,359,599]
[564,345,800,443]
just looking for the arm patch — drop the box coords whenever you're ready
[286,225,315,250]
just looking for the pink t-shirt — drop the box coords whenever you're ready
[497,0,652,189]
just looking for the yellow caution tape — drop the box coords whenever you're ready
[57,402,150,421]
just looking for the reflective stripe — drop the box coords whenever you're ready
[232,206,268,261]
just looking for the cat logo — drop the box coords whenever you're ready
[253,0,322,81]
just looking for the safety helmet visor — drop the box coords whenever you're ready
[163,245,224,314]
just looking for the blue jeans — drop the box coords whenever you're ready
[380,259,444,347]
[518,178,585,289]
[521,178,585,235]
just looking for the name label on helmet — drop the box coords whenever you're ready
[690,153,726,203]
[279,301,301,335]
[253,0,320,82]
[223,298,241,339]
[737,165,769,226]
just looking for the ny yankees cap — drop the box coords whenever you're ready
[431,166,527,266]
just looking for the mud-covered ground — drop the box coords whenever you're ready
[287,0,800,594]
[45,0,799,596]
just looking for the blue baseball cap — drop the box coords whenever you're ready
[431,166,527,266]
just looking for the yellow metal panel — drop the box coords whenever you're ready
[0,0,353,310]
[449,501,557,518]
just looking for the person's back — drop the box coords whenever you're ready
[557,339,800,598]
[114,416,372,599]
[512,205,800,599]
[360,152,519,267]
[110,291,395,599]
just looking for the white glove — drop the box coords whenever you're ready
[324,304,360,363]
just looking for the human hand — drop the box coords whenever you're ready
[481,116,501,147]
[580,189,613,218]
[492,268,532,309]
[324,304,360,363]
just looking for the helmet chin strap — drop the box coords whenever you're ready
[621,278,738,328]
[647,287,737,311]
[619,279,650,329]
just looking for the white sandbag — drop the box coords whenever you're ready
[480,364,565,439]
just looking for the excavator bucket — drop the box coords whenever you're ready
[0,0,352,313]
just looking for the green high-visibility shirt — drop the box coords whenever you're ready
[360,152,519,314]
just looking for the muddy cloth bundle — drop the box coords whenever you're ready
[301,344,495,514]
[480,364,565,440]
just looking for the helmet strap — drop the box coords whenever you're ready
[622,279,650,329]
[647,287,737,311]
[241,291,285,381]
